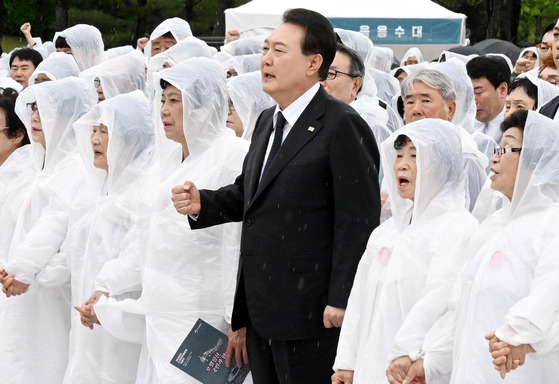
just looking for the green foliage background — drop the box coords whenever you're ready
[1,0,558,52]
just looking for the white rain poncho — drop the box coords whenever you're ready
[333,119,477,383]
[401,47,424,65]
[516,47,539,74]
[79,50,146,100]
[519,73,559,111]
[223,53,262,75]
[421,111,559,384]
[92,57,249,383]
[54,24,106,71]
[0,77,96,384]
[104,45,134,60]
[438,50,478,64]
[0,76,23,92]
[220,35,264,56]
[148,36,214,72]
[29,51,80,85]
[0,144,32,266]
[144,17,193,62]
[62,91,154,384]
[373,46,394,73]
[226,70,274,140]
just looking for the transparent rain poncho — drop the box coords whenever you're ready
[79,50,146,101]
[148,36,214,73]
[438,50,478,64]
[227,70,274,140]
[104,45,134,60]
[401,47,424,65]
[334,119,477,383]
[61,91,154,383]
[373,46,394,73]
[519,73,559,111]
[144,17,193,62]
[220,35,265,56]
[29,51,80,85]
[223,52,261,75]
[0,77,96,384]
[421,111,559,384]
[92,57,249,383]
[0,76,23,92]
[54,24,106,71]
[516,47,539,74]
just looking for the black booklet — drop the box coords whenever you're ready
[170,318,250,384]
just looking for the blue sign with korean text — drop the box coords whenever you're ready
[329,18,463,45]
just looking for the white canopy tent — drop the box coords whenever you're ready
[225,0,467,62]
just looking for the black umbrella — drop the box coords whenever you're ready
[447,45,482,56]
[473,38,522,65]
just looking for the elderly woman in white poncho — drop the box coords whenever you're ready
[0,77,95,384]
[63,91,154,383]
[399,111,559,384]
[85,58,249,383]
[332,119,478,384]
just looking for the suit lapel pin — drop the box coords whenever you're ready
[308,126,315,132]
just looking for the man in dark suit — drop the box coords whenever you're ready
[172,8,380,383]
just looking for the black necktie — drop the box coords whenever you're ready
[261,112,286,180]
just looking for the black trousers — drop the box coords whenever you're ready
[246,322,340,384]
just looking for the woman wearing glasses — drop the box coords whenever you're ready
[396,110,559,384]
[333,119,477,384]
[0,77,95,384]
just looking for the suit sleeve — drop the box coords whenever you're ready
[327,111,381,308]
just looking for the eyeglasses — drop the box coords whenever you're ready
[93,77,101,89]
[26,102,38,115]
[536,43,550,53]
[228,99,235,112]
[493,146,522,158]
[326,69,357,80]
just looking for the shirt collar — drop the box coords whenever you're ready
[273,83,320,127]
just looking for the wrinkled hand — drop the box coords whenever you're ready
[1,273,30,297]
[331,369,354,384]
[225,29,241,44]
[402,359,425,384]
[20,22,31,35]
[225,326,248,368]
[485,331,534,379]
[74,290,108,330]
[137,36,149,50]
[323,305,345,328]
[171,181,201,216]
[386,356,412,384]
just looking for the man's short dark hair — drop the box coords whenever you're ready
[500,109,528,133]
[336,43,364,92]
[466,55,510,90]
[283,8,336,81]
[9,47,43,68]
[509,77,538,109]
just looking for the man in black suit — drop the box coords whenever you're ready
[540,18,559,122]
[172,8,380,383]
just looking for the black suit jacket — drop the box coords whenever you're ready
[540,95,559,121]
[190,87,380,340]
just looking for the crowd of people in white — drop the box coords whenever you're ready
[0,8,559,384]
